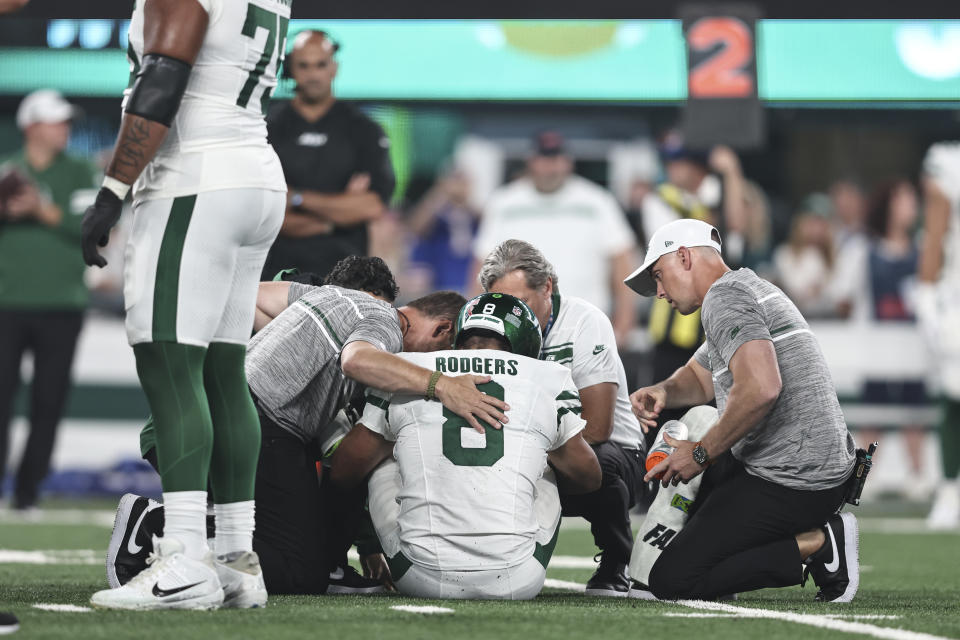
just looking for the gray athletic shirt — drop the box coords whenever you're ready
[693,268,855,490]
[246,283,403,442]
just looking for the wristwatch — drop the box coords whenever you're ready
[290,191,304,209]
[692,441,710,467]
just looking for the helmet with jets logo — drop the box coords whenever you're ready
[454,292,542,359]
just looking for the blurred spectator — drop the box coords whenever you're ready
[829,178,868,251]
[771,194,838,318]
[470,131,637,345]
[0,90,98,510]
[261,30,395,281]
[407,167,479,294]
[740,179,774,271]
[623,176,655,248]
[826,178,870,319]
[857,179,927,499]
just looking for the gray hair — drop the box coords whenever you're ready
[478,239,558,292]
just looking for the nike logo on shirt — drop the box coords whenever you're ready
[152,581,205,598]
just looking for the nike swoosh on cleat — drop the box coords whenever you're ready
[126,504,159,555]
[824,523,840,573]
[152,581,205,598]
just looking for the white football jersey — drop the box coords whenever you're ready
[923,142,960,293]
[541,294,642,450]
[360,349,586,572]
[125,0,289,202]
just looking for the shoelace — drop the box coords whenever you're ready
[125,551,164,588]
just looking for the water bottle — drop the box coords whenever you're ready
[645,420,689,479]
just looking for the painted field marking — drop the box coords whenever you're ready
[0,508,115,528]
[543,578,586,592]
[390,605,454,615]
[545,579,950,640]
[32,604,92,613]
[0,550,100,565]
[664,612,901,620]
[676,600,951,640]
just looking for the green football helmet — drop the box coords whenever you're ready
[454,292,542,359]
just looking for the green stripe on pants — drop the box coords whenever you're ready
[533,520,562,570]
[152,195,197,342]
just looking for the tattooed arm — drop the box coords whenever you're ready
[103,0,208,186]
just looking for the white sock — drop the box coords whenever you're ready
[162,491,209,559]
[214,501,255,556]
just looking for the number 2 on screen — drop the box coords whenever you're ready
[688,17,755,99]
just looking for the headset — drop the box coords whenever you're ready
[280,29,341,82]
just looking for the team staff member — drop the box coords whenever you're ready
[479,240,645,596]
[626,219,859,603]
[261,30,395,281]
[0,89,98,511]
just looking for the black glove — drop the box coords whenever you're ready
[81,186,123,268]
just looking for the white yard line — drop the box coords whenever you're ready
[32,604,92,613]
[0,550,100,565]
[544,579,948,640]
[664,612,901,620]
[390,605,454,614]
[677,600,951,640]
[543,578,586,592]
[0,508,115,528]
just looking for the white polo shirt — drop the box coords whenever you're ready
[540,294,643,450]
[474,175,635,313]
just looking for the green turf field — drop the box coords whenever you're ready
[1,504,958,640]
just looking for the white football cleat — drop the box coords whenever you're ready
[90,536,223,611]
[927,481,960,530]
[216,551,268,609]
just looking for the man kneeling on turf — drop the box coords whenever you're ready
[331,293,602,600]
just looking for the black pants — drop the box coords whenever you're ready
[0,309,83,508]
[142,409,368,594]
[252,416,328,594]
[560,441,645,565]
[649,453,848,600]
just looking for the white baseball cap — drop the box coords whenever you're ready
[623,218,722,296]
[16,90,78,130]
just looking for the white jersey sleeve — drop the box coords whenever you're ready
[568,303,623,390]
[360,388,395,441]
[922,142,960,292]
[553,371,586,450]
[924,142,960,205]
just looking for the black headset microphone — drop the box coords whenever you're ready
[280,29,341,91]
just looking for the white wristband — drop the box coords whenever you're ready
[102,176,130,201]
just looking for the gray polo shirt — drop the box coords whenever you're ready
[246,283,403,442]
[694,268,855,490]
